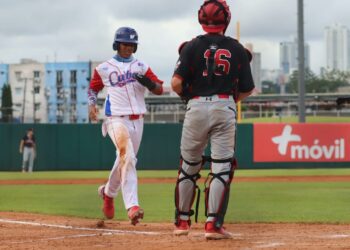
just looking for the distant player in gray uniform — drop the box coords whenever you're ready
[19,128,36,173]
[171,0,255,240]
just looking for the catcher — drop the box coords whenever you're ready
[171,0,255,240]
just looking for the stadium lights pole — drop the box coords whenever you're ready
[297,0,306,123]
[32,81,35,123]
[236,21,242,123]
[21,77,28,123]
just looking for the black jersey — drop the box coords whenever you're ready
[174,34,254,97]
[22,135,35,148]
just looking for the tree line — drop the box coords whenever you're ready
[1,84,13,122]
[262,69,350,94]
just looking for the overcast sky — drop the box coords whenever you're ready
[0,0,349,83]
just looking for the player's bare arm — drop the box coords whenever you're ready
[87,74,102,122]
[19,140,24,154]
[171,75,183,95]
[237,89,254,102]
[88,105,98,122]
[150,83,163,95]
[88,88,99,122]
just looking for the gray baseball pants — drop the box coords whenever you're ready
[22,147,35,172]
[176,96,237,223]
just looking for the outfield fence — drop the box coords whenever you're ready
[0,123,349,171]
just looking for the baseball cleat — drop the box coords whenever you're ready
[204,221,232,240]
[127,206,144,225]
[98,185,114,219]
[173,219,190,236]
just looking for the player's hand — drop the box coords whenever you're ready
[89,105,98,122]
[134,73,156,91]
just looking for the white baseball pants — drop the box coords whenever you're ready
[102,116,144,210]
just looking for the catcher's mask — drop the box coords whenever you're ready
[198,0,231,34]
[113,27,138,53]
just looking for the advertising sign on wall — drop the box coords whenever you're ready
[253,124,350,162]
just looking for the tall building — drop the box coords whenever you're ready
[245,43,262,93]
[45,62,90,123]
[9,59,46,123]
[280,38,310,74]
[324,23,350,71]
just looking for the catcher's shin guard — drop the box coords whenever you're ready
[204,157,237,229]
[174,156,203,226]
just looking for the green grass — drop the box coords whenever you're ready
[235,168,350,177]
[1,169,350,180]
[0,171,111,180]
[1,170,350,223]
[0,170,177,180]
[231,182,350,223]
[241,116,350,123]
[0,183,349,223]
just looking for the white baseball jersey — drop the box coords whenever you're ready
[89,55,163,210]
[89,56,163,116]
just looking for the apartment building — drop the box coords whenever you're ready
[45,62,90,123]
[0,60,94,123]
[325,24,350,71]
[9,59,46,123]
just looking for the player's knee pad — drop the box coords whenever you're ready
[204,156,237,229]
[174,156,204,225]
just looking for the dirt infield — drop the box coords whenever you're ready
[1,175,350,185]
[1,212,350,250]
[1,176,350,249]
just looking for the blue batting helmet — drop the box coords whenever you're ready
[113,27,138,52]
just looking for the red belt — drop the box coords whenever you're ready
[192,94,230,99]
[120,114,144,120]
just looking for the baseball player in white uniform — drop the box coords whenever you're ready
[88,27,163,225]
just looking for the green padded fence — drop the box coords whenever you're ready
[0,123,349,171]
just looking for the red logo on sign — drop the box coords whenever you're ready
[254,124,349,162]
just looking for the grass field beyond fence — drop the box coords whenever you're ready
[241,116,350,123]
[0,169,350,223]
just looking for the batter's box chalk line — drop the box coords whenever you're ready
[7,232,116,244]
[0,218,162,236]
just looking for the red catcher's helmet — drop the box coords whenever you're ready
[198,0,231,34]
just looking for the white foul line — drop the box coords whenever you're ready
[256,242,285,248]
[322,234,350,239]
[0,218,162,236]
[8,232,114,244]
